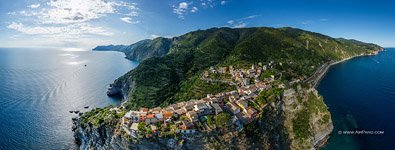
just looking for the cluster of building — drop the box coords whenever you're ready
[121,64,274,139]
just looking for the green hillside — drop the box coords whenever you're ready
[109,27,381,110]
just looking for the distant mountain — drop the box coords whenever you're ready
[93,45,127,52]
[93,38,172,61]
[106,27,382,109]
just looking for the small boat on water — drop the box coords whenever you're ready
[74,111,80,114]
[84,106,89,109]
[69,111,74,113]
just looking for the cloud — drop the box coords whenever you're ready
[233,22,246,28]
[120,17,139,24]
[242,15,259,20]
[7,0,139,46]
[227,20,234,24]
[191,7,198,13]
[172,0,226,19]
[173,2,189,19]
[150,34,173,39]
[39,0,138,24]
[28,3,41,9]
[7,22,113,37]
[226,14,260,28]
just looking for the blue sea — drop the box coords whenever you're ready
[0,48,138,149]
[320,48,395,150]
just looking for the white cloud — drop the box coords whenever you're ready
[226,14,260,28]
[120,17,139,24]
[150,34,173,39]
[7,22,113,37]
[172,0,227,19]
[233,22,246,28]
[191,7,198,13]
[41,0,118,24]
[243,15,259,20]
[227,20,234,24]
[28,3,41,9]
[173,2,189,19]
[7,0,139,48]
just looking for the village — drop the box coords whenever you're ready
[120,62,284,139]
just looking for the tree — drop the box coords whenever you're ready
[214,113,232,127]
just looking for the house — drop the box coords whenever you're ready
[183,104,195,112]
[186,111,198,122]
[231,116,243,131]
[150,125,158,133]
[194,103,209,114]
[145,114,158,124]
[218,67,227,74]
[162,111,174,120]
[235,112,250,124]
[155,113,164,122]
[236,100,248,110]
[130,111,142,123]
[175,108,186,117]
[243,78,250,86]
[139,108,149,113]
[130,123,139,138]
[138,111,147,122]
[204,70,209,78]
[211,103,223,114]
[262,65,267,71]
[246,107,257,119]
[176,102,185,109]
[150,107,162,114]
[226,102,240,115]
[181,120,194,130]
[229,96,237,102]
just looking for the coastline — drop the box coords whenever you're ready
[312,48,383,149]
[312,49,383,88]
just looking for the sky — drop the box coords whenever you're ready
[0,0,394,50]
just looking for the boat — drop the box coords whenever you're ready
[69,111,74,113]
[74,111,80,114]
[84,106,89,109]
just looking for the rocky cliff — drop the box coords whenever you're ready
[93,38,172,61]
[73,86,333,150]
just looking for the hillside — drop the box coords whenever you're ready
[75,26,382,150]
[93,38,172,61]
[107,27,382,109]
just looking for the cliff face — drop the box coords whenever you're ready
[93,38,172,62]
[81,27,381,150]
[74,87,333,150]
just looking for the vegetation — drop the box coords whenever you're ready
[205,112,232,128]
[292,109,311,140]
[256,88,283,106]
[110,27,381,110]
[80,106,124,127]
[292,90,330,140]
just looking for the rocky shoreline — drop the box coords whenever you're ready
[312,48,384,88]
[310,48,383,149]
